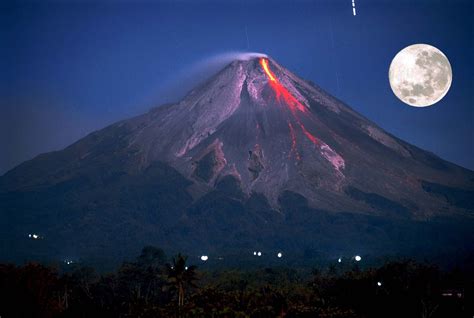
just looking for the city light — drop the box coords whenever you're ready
[28,233,42,240]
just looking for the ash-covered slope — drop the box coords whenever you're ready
[1,56,473,264]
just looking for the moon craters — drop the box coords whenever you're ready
[389,44,452,107]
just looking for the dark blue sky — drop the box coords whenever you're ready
[1,0,472,174]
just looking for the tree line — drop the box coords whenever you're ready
[0,246,472,317]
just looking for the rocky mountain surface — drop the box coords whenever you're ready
[1,56,473,265]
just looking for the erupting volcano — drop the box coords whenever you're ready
[1,55,473,263]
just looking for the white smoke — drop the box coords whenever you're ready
[147,51,268,106]
[184,51,267,78]
[199,51,268,65]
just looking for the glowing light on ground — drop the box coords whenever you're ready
[28,233,42,240]
[338,258,342,263]
[377,281,382,287]
[355,255,362,262]
[277,252,282,258]
[257,251,262,257]
[200,255,208,261]
[253,251,257,256]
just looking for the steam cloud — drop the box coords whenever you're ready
[199,51,268,66]
[150,51,268,105]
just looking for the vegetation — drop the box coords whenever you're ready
[0,246,472,317]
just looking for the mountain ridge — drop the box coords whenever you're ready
[1,56,473,264]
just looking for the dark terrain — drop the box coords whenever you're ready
[1,247,473,317]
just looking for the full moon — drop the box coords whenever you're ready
[388,44,452,107]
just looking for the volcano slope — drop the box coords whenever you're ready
[1,57,473,265]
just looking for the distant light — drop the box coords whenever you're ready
[338,258,342,263]
[377,281,382,287]
[171,266,174,269]
[257,251,262,257]
[355,255,362,262]
[200,255,208,261]
[29,233,41,240]
[277,252,282,258]
[64,259,74,265]
[185,266,188,270]
[253,251,257,256]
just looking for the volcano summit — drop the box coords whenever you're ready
[1,57,473,264]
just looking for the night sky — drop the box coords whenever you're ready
[1,0,472,174]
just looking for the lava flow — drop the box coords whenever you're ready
[260,58,306,113]
[260,58,320,149]
[287,122,301,160]
[260,58,276,82]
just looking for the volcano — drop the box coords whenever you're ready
[1,56,473,264]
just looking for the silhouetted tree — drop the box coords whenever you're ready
[166,253,198,308]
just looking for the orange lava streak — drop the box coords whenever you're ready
[288,122,301,161]
[260,58,321,150]
[299,123,320,146]
[259,58,306,113]
[260,58,276,82]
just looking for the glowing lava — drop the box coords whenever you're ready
[288,122,301,160]
[299,123,320,146]
[260,58,318,145]
[259,58,306,113]
[260,58,276,82]
[259,58,344,172]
